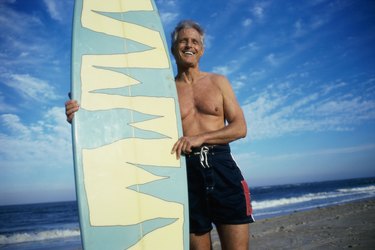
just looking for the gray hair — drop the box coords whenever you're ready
[171,20,205,54]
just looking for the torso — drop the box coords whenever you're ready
[176,72,225,137]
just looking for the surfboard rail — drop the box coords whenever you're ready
[71,0,189,249]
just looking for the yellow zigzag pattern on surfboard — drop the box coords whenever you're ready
[78,0,184,249]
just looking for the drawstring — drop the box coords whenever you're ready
[199,146,210,168]
[198,146,214,194]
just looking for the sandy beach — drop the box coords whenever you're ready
[2,199,373,249]
[212,199,375,249]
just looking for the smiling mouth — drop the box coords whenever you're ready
[183,51,194,56]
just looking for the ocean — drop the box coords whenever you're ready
[0,177,374,249]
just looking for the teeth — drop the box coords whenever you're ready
[184,51,194,55]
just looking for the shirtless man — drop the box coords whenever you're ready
[169,20,254,250]
[66,20,254,250]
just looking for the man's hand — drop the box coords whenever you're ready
[171,135,205,159]
[65,100,79,123]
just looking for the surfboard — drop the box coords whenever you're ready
[70,0,189,249]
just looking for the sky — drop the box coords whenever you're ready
[0,0,374,206]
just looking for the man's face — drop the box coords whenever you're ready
[173,28,204,67]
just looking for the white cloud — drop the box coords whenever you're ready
[212,66,232,76]
[253,144,375,162]
[43,0,73,23]
[156,0,181,28]
[252,5,264,20]
[231,75,248,91]
[43,0,62,22]
[212,60,242,76]
[293,16,328,38]
[160,12,179,25]
[0,3,43,34]
[243,80,375,140]
[156,0,177,6]
[293,19,306,37]
[234,143,375,183]
[0,107,71,168]
[310,97,375,119]
[310,16,327,29]
[232,80,245,91]
[291,1,341,39]
[315,81,350,97]
[250,1,272,21]
[236,143,375,167]
[265,53,278,66]
[242,18,253,27]
[0,1,67,76]
[2,74,60,102]
[240,42,259,51]
[249,69,266,79]
[1,114,30,138]
[204,34,214,49]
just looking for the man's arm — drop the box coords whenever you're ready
[171,75,247,159]
[198,74,247,144]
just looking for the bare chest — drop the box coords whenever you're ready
[177,80,223,120]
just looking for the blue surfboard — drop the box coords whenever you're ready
[71,0,189,249]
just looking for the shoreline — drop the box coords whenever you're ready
[2,199,374,249]
[212,199,375,249]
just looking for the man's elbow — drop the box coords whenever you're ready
[237,123,247,139]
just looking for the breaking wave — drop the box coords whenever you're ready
[0,229,80,245]
[252,185,375,210]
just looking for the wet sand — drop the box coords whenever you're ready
[212,199,375,249]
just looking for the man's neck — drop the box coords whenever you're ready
[176,65,201,84]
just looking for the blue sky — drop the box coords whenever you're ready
[0,0,374,205]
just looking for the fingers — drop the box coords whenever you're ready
[65,100,79,123]
[184,143,192,154]
[171,140,181,160]
[171,137,192,159]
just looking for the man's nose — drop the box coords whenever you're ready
[185,40,193,48]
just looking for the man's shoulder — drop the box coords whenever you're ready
[204,73,231,90]
[204,72,226,78]
[203,72,229,83]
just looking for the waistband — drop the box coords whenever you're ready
[187,144,231,156]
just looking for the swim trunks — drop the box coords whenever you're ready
[185,144,255,234]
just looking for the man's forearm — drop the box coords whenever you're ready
[199,120,247,145]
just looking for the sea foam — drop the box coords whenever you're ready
[0,229,80,245]
[252,184,375,210]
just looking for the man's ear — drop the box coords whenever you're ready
[199,46,204,57]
